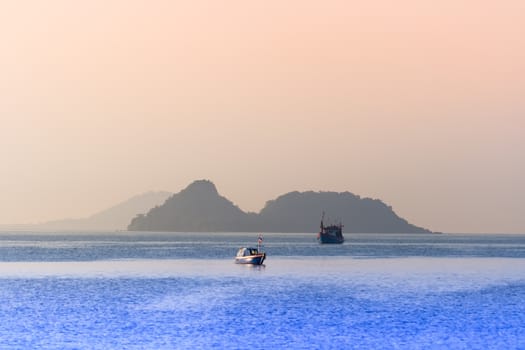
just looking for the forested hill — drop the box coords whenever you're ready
[128,180,431,233]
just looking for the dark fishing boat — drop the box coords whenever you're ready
[235,235,266,265]
[317,212,344,244]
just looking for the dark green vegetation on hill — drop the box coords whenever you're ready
[128,180,431,233]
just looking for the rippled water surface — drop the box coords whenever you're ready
[0,232,524,349]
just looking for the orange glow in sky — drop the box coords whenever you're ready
[1,0,524,232]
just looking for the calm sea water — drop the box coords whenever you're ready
[0,232,524,349]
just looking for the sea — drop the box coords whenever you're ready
[0,231,524,349]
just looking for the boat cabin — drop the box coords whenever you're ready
[236,247,260,257]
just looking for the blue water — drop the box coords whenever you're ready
[0,232,524,349]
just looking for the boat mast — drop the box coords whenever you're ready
[257,234,263,252]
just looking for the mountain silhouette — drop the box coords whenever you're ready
[128,180,256,232]
[128,180,431,233]
[3,191,172,232]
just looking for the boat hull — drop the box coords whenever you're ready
[235,253,266,265]
[318,233,344,244]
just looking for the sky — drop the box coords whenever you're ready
[1,0,524,233]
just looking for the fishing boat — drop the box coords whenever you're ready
[317,212,344,244]
[235,235,266,265]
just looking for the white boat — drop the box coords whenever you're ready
[234,235,266,265]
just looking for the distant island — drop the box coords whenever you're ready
[128,180,432,233]
[1,191,171,232]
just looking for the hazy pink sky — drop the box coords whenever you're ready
[1,0,524,233]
